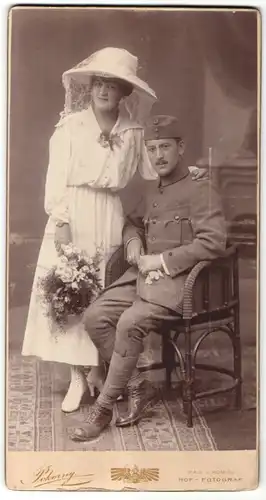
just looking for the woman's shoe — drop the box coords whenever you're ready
[86,365,124,401]
[61,366,88,413]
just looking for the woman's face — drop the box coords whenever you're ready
[91,76,126,112]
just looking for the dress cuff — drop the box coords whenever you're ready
[160,253,170,275]
[50,214,69,224]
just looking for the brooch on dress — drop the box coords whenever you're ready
[97,132,123,151]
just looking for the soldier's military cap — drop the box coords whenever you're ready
[144,115,183,141]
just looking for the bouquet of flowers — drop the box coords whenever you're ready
[38,243,102,326]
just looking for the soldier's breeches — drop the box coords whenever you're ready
[97,299,173,408]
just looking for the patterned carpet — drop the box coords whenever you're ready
[8,345,256,452]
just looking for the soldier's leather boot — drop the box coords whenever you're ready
[115,381,159,427]
[70,401,112,441]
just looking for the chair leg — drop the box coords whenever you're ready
[183,385,193,427]
[162,335,175,390]
[166,365,172,390]
[183,324,194,428]
[235,353,242,410]
[187,401,193,428]
[183,401,188,414]
[235,381,242,410]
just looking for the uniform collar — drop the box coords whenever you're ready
[157,162,189,188]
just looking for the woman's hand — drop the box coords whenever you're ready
[189,166,209,181]
[126,238,144,266]
[54,223,71,252]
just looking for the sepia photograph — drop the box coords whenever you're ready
[6,5,259,491]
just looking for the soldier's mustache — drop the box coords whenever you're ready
[156,160,168,166]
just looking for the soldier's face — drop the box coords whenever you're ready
[146,138,184,177]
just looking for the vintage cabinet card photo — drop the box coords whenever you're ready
[6,5,260,491]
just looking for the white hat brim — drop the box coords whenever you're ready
[62,67,157,101]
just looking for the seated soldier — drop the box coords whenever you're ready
[70,114,227,442]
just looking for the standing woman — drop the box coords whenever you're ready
[22,47,157,413]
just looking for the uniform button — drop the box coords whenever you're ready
[169,251,173,256]
[174,216,180,221]
[153,202,158,207]
[152,236,156,241]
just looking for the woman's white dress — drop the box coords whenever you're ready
[22,106,155,365]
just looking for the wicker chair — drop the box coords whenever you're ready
[105,245,242,428]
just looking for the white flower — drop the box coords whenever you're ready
[61,243,71,251]
[61,255,68,263]
[60,268,75,283]
[85,255,94,266]
[71,282,79,290]
[144,270,164,285]
[72,246,82,255]
[62,247,75,258]
[61,243,80,257]
[145,276,153,285]
[81,265,90,273]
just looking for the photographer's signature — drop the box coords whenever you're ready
[20,464,94,489]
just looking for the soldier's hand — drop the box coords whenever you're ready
[138,254,163,274]
[126,238,144,266]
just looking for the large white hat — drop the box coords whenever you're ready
[61,47,157,123]
[62,47,156,100]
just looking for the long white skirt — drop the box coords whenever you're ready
[22,186,124,365]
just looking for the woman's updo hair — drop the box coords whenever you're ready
[91,75,133,97]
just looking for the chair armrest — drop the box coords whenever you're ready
[182,245,238,320]
[182,260,211,320]
[105,245,130,287]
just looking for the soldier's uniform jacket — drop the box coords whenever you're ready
[110,166,227,313]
